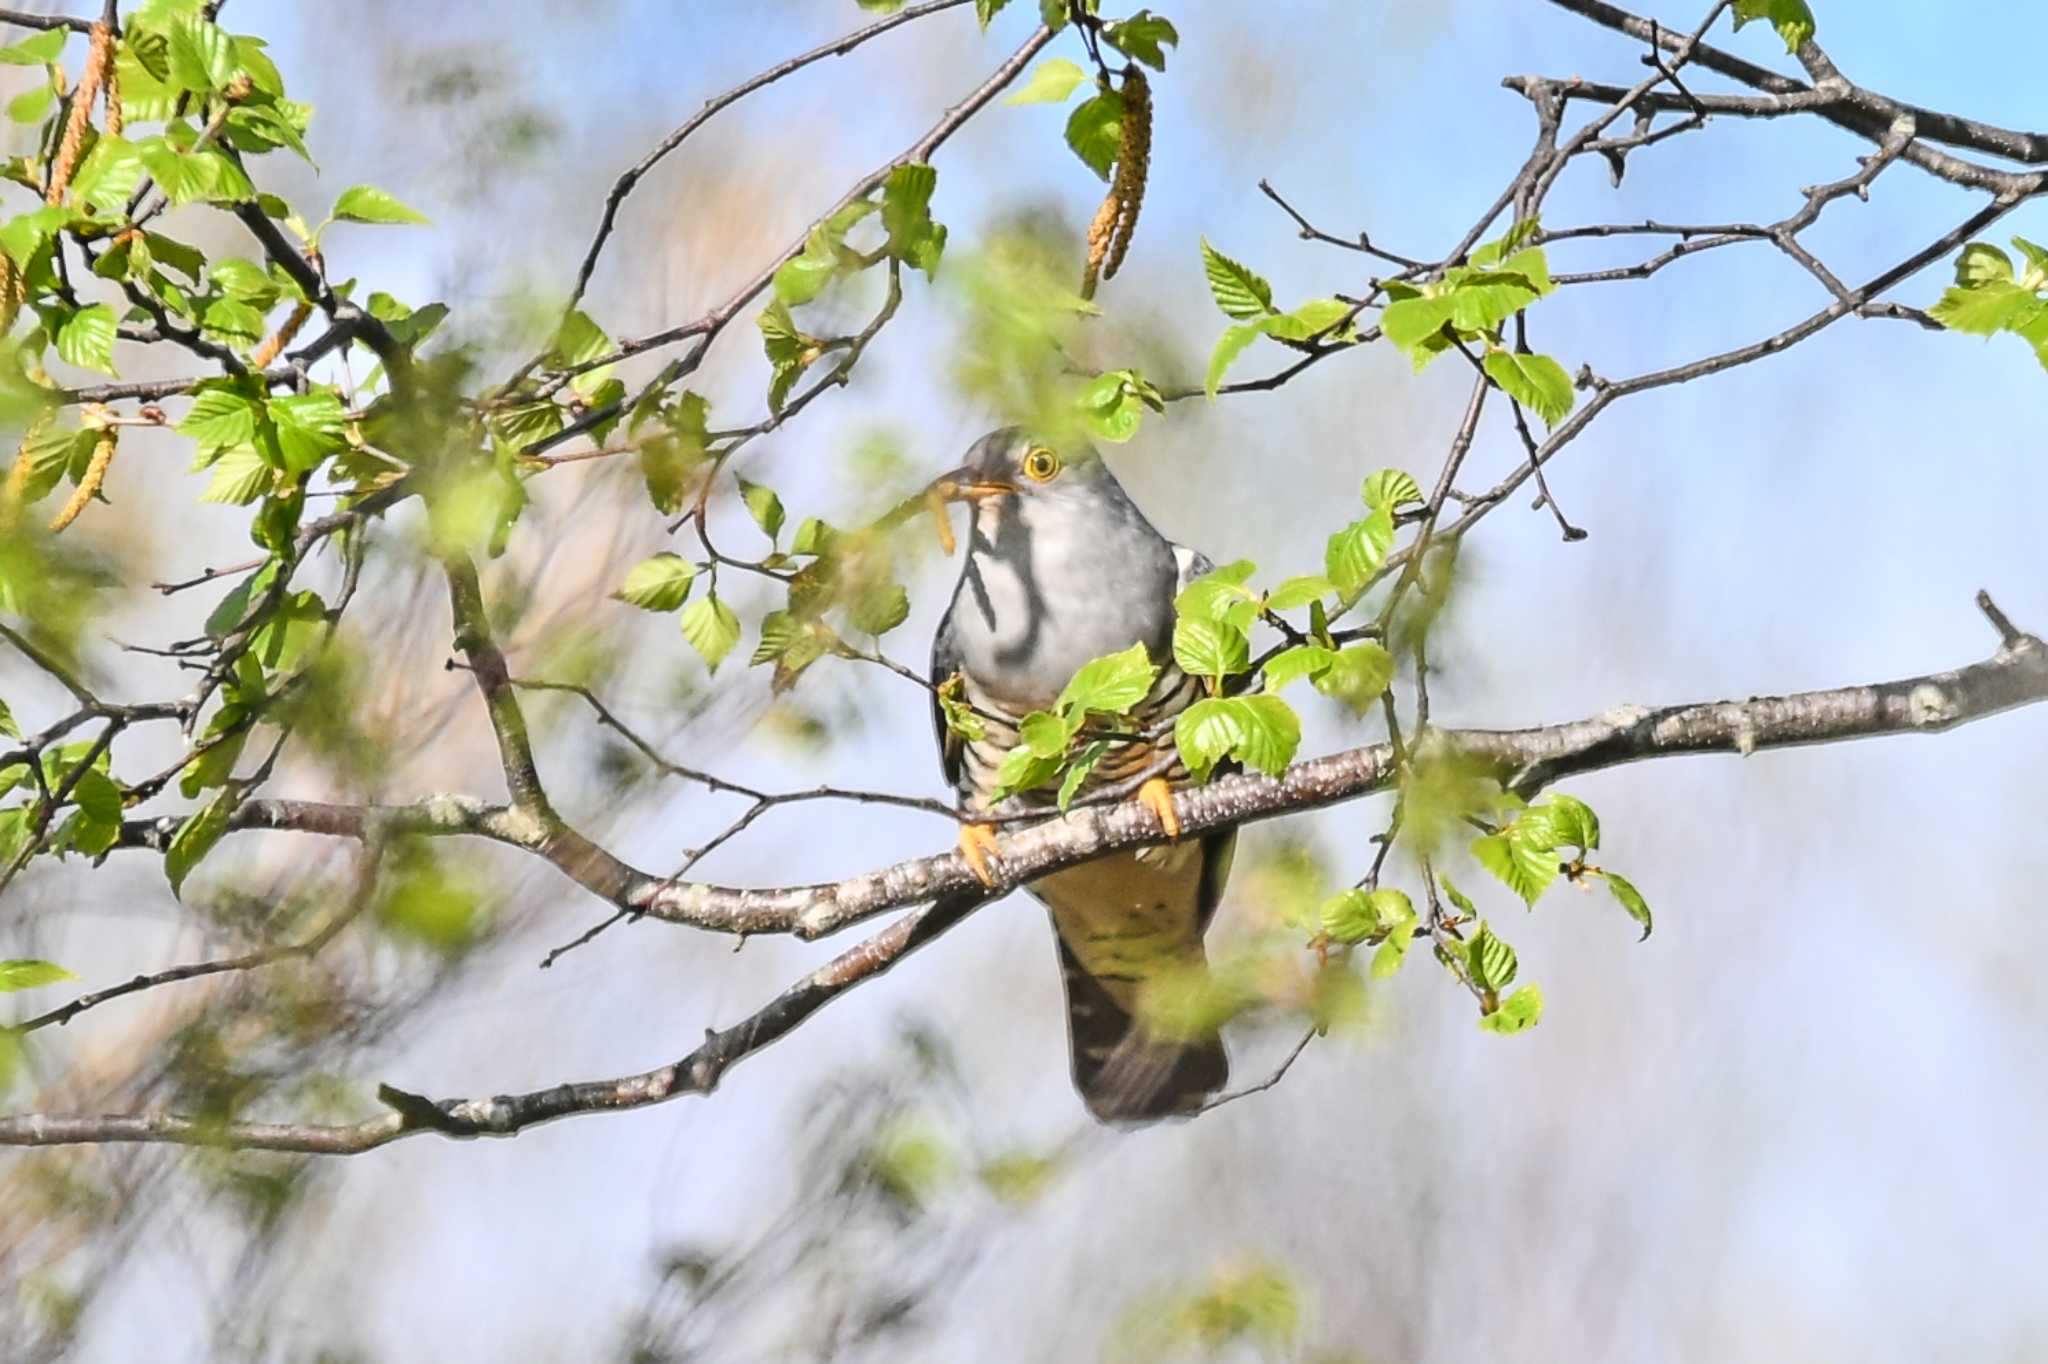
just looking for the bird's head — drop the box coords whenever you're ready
[927,426,1117,535]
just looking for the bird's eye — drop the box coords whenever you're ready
[1021,446,1062,482]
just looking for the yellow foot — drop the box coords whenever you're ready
[957,822,1000,887]
[1137,777,1181,839]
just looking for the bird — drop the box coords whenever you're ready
[926,426,1235,1123]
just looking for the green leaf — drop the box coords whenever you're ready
[679,595,742,673]
[881,162,945,277]
[849,580,910,636]
[1439,873,1479,919]
[1483,349,1575,427]
[6,83,52,125]
[1362,468,1423,511]
[772,249,838,308]
[0,29,66,65]
[1174,694,1301,781]
[1367,892,1420,977]
[1101,9,1179,70]
[737,476,785,543]
[1479,984,1543,1034]
[0,959,75,992]
[1263,644,1335,692]
[209,256,281,304]
[1019,709,1072,759]
[2011,236,2048,285]
[199,446,273,504]
[1467,920,1517,991]
[138,138,253,205]
[179,385,260,450]
[1314,642,1394,710]
[1038,0,1069,31]
[975,0,1013,26]
[55,304,117,376]
[549,308,610,368]
[1171,561,1253,626]
[1265,575,1331,612]
[1075,367,1163,443]
[168,16,236,92]
[68,135,145,214]
[1536,793,1599,851]
[165,791,236,898]
[1370,931,1413,979]
[1732,0,1815,52]
[1203,323,1262,398]
[0,699,16,741]
[1056,740,1110,811]
[1006,56,1087,105]
[330,184,428,226]
[614,552,696,612]
[1324,507,1394,596]
[1057,641,1158,717]
[1259,297,1355,343]
[1497,247,1555,296]
[201,295,267,347]
[1471,827,1559,908]
[994,741,1062,799]
[1200,237,1276,320]
[1319,888,1377,945]
[1172,616,1249,681]
[1380,294,1456,351]
[1320,886,1411,948]
[1929,280,2033,336]
[1601,869,1653,940]
[1064,90,1124,182]
[267,391,347,473]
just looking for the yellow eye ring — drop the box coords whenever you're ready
[1021,445,1062,482]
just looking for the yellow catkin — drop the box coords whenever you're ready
[1102,67,1151,282]
[1080,181,1121,302]
[1079,67,1154,300]
[102,35,122,137]
[250,300,313,370]
[46,22,114,206]
[46,429,114,534]
[0,251,20,336]
[1,442,31,524]
[2,409,52,526]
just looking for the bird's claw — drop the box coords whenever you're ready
[1137,777,1181,839]
[958,822,1000,887]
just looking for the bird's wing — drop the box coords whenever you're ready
[929,583,967,792]
[1171,542,1215,595]
[1032,538,1240,1121]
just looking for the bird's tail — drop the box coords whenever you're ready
[1056,936,1228,1123]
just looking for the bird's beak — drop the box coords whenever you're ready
[923,468,1015,556]
[927,467,1017,504]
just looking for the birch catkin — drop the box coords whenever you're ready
[1080,67,1153,301]
[251,301,314,370]
[1102,66,1150,282]
[47,22,116,207]
[47,429,115,534]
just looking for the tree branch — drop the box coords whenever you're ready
[37,598,2044,1154]
[103,598,2048,943]
[0,888,990,1154]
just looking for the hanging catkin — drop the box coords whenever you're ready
[47,428,115,534]
[1081,66,1152,301]
[47,22,116,206]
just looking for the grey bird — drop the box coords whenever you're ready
[927,426,1235,1123]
